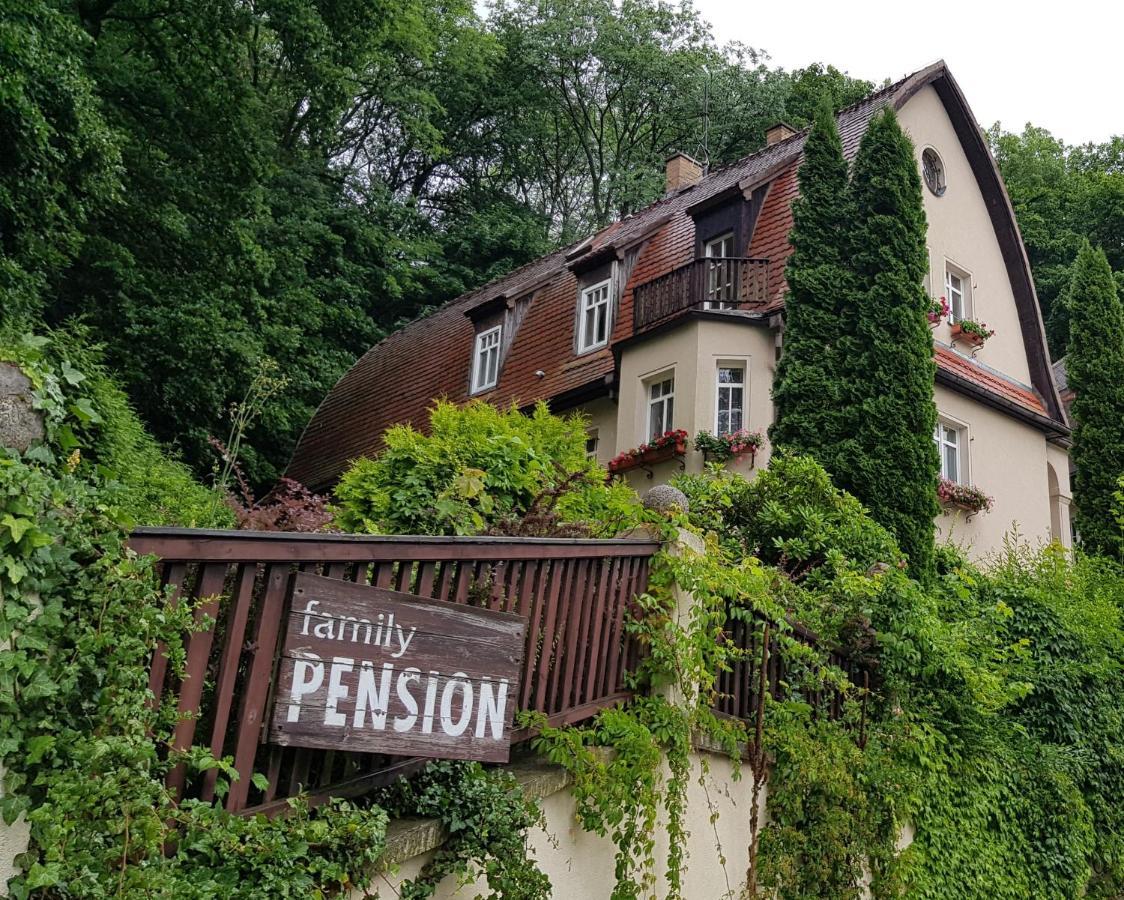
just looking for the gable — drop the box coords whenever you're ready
[899,84,1032,384]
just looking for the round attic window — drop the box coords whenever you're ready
[922,147,946,196]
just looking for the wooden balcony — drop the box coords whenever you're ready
[633,256,770,332]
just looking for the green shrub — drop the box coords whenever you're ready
[0,328,231,527]
[334,399,643,536]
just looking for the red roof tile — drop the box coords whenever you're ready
[935,345,1047,416]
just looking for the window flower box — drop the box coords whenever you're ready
[937,478,993,518]
[609,430,688,477]
[694,429,764,466]
[950,319,994,348]
[928,296,950,327]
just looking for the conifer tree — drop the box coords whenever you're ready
[1066,241,1124,557]
[770,100,856,474]
[837,109,938,576]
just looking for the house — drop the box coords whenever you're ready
[287,61,1072,558]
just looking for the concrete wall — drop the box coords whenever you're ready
[898,85,1032,386]
[365,748,764,900]
[574,396,619,467]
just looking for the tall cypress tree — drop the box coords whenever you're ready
[770,100,855,473]
[838,108,938,576]
[1066,241,1124,557]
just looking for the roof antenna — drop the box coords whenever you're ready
[698,66,711,175]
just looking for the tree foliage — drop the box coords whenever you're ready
[770,102,856,473]
[2,0,873,487]
[990,125,1124,359]
[333,400,643,536]
[839,109,939,577]
[1066,241,1124,557]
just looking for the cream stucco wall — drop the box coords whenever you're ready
[365,749,764,900]
[574,396,619,467]
[898,85,1032,385]
[614,316,776,491]
[612,315,1068,561]
[933,385,1063,556]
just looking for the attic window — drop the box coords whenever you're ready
[922,148,946,197]
[471,326,501,393]
[578,280,612,352]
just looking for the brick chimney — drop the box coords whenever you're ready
[665,152,702,194]
[765,121,797,146]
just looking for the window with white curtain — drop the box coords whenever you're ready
[578,280,612,352]
[933,419,964,483]
[944,264,971,322]
[647,376,675,439]
[715,365,745,435]
[704,232,736,309]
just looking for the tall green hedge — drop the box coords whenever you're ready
[838,108,938,577]
[770,100,856,473]
[1066,241,1124,557]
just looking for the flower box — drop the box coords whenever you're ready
[950,320,993,348]
[609,430,688,477]
[937,478,993,517]
[928,296,950,327]
[694,429,764,466]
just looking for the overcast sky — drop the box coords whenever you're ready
[693,0,1122,145]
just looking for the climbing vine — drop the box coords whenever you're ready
[378,760,551,899]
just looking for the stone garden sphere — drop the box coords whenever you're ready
[642,484,689,515]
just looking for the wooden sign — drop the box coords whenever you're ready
[269,573,526,763]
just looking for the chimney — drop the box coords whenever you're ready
[766,121,797,146]
[665,152,702,194]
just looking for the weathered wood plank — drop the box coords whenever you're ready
[268,574,526,764]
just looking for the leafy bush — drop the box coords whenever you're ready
[334,399,643,536]
[675,454,902,580]
[0,329,231,528]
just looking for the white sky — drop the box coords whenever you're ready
[693,0,1122,145]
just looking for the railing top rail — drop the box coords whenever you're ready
[129,527,662,562]
[634,255,769,285]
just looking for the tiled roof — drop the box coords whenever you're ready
[935,345,1047,416]
[287,61,1065,489]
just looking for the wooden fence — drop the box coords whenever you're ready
[130,528,660,814]
[714,610,871,748]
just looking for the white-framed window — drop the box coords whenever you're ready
[715,364,745,435]
[647,375,675,440]
[578,280,612,352]
[471,325,501,393]
[704,232,736,309]
[944,262,971,323]
[933,419,965,483]
[585,429,599,459]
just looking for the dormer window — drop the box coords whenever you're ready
[578,280,612,352]
[471,325,501,393]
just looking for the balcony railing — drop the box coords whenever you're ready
[131,528,659,814]
[633,256,770,332]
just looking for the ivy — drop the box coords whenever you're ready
[377,760,551,900]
